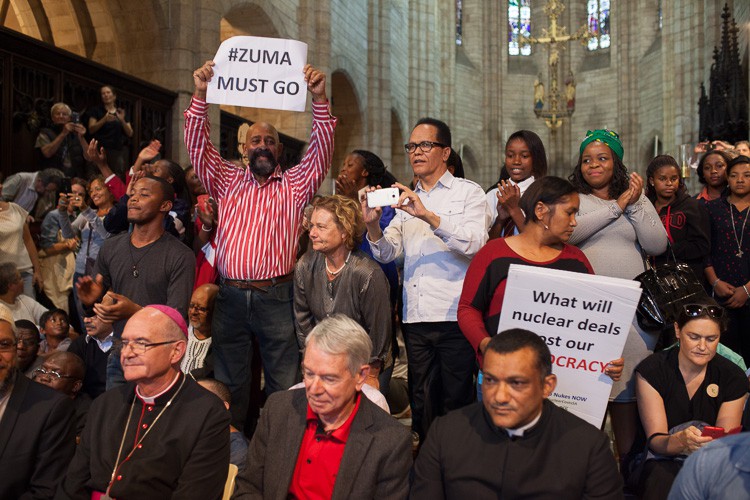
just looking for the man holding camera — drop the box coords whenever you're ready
[362,117,491,444]
[35,102,88,179]
[186,60,337,430]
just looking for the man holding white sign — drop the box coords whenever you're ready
[185,43,336,430]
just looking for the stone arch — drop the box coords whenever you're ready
[3,0,135,72]
[42,0,96,58]
[390,109,409,183]
[330,69,364,182]
[4,0,53,43]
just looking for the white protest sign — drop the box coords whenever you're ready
[206,36,309,112]
[497,264,642,427]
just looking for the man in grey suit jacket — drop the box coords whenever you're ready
[235,315,412,499]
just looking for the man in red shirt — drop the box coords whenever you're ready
[236,314,411,499]
[186,60,337,429]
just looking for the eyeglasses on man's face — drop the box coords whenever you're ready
[404,141,448,154]
[33,366,77,380]
[0,340,16,352]
[188,303,210,314]
[16,337,39,348]
[114,339,179,355]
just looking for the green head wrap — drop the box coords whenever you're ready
[579,129,624,161]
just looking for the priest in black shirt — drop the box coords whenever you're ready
[410,328,623,500]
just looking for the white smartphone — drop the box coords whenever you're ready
[367,187,399,208]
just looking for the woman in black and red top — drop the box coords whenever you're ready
[458,176,624,385]
[704,155,750,362]
[645,155,710,289]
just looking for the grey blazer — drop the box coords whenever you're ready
[235,388,412,499]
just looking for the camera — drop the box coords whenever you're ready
[367,187,400,208]
[60,177,72,194]
[71,112,80,124]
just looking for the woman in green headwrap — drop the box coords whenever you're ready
[568,129,669,466]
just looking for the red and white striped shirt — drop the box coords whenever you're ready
[184,97,336,280]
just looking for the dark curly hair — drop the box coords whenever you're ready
[645,155,685,202]
[568,144,629,199]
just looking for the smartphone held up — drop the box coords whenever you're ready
[367,187,399,208]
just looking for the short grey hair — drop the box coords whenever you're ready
[305,314,372,376]
[50,102,72,117]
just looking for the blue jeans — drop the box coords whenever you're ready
[21,270,35,299]
[212,280,300,429]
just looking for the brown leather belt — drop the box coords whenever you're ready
[221,273,293,292]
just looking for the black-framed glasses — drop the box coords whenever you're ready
[683,304,724,319]
[188,303,209,314]
[16,338,39,347]
[33,366,77,380]
[114,339,179,355]
[404,141,448,154]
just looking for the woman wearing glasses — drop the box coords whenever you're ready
[629,300,748,498]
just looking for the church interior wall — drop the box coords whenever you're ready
[1,0,748,189]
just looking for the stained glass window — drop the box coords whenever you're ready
[508,0,532,56]
[587,0,610,51]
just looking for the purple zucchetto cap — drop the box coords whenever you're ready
[144,304,188,337]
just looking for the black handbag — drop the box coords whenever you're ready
[634,247,708,332]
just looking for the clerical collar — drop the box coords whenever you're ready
[136,371,181,404]
[505,410,542,438]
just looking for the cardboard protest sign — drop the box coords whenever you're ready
[497,264,642,427]
[207,36,308,112]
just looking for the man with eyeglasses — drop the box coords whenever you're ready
[0,303,76,499]
[58,305,230,499]
[33,351,90,439]
[181,283,219,377]
[362,117,491,444]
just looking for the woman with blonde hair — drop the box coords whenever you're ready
[294,195,393,393]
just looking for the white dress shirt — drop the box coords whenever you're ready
[369,170,490,323]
